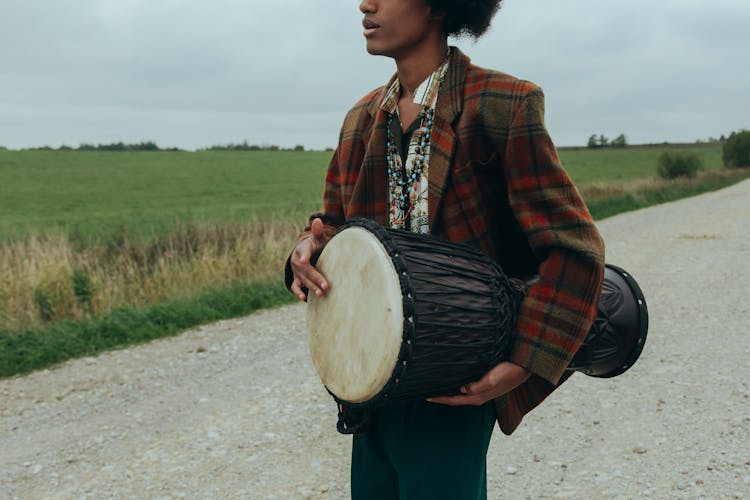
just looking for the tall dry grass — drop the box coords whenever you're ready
[3,168,748,332]
[577,167,747,202]
[0,218,302,331]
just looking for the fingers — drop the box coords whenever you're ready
[288,219,332,301]
[426,382,494,406]
[464,362,529,396]
[293,264,329,298]
[309,218,330,259]
[290,236,329,299]
[461,376,495,396]
[426,362,531,407]
[310,218,326,245]
[426,394,485,406]
[292,236,313,265]
[290,278,307,302]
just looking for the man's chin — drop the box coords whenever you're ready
[364,42,389,57]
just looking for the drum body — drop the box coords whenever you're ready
[307,219,650,434]
[307,219,521,411]
[567,264,648,378]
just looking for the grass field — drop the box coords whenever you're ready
[0,143,724,242]
[0,150,330,242]
[557,143,722,184]
[1,143,748,376]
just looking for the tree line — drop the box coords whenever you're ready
[198,141,306,152]
[0,141,308,152]
[13,141,179,152]
[587,133,628,148]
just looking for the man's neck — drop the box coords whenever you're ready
[394,39,449,100]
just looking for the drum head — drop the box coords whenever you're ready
[306,226,404,403]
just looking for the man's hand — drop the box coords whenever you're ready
[427,361,530,406]
[290,218,330,301]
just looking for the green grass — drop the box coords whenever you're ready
[0,150,330,242]
[558,143,723,185]
[0,279,296,378]
[0,144,725,242]
[1,142,746,379]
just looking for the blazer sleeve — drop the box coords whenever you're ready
[502,85,605,385]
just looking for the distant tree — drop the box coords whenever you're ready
[611,134,628,148]
[97,142,126,151]
[722,130,750,168]
[598,134,609,148]
[0,145,7,151]
[204,142,295,152]
[657,151,702,179]
[587,134,598,148]
[74,141,161,151]
[135,141,160,151]
[720,134,727,142]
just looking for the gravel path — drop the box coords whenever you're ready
[2,180,749,499]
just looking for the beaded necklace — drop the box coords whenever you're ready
[384,55,448,231]
[380,48,451,230]
[385,106,435,227]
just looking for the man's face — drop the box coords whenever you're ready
[359,0,442,59]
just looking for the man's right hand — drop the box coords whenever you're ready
[290,218,330,301]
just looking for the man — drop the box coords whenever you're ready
[286,0,605,497]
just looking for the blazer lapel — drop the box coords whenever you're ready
[349,52,469,230]
[428,48,468,232]
[349,81,393,226]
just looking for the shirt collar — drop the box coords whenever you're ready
[380,53,451,114]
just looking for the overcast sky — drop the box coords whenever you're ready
[1,0,748,150]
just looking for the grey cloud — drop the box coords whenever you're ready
[1,0,748,149]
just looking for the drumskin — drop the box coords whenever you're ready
[307,226,405,403]
[286,47,605,435]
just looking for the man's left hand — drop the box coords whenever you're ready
[427,361,530,406]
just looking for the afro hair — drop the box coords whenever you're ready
[428,0,503,38]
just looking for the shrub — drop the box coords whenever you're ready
[32,275,77,323]
[71,269,94,307]
[722,130,750,168]
[657,151,702,179]
[33,289,56,322]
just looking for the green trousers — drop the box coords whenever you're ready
[351,400,496,499]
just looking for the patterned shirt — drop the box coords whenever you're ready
[379,57,450,234]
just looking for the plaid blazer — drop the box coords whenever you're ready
[293,48,605,435]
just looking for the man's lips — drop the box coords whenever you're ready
[363,18,380,35]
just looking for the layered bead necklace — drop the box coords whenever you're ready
[384,53,449,232]
[385,106,435,228]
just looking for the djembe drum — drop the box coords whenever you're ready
[306,218,648,433]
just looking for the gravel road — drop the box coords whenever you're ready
[2,180,749,499]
